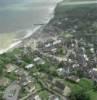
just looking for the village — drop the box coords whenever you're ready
[0,34,97,100]
[0,1,97,100]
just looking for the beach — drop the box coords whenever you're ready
[0,0,62,54]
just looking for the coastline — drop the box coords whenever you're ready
[0,0,62,55]
[0,26,42,55]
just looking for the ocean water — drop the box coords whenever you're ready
[0,0,61,50]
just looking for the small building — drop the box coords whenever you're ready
[25,64,34,69]
[52,80,71,96]
[45,43,51,48]
[63,86,71,96]
[49,95,60,100]
[33,57,45,65]
[29,94,41,100]
[53,40,62,45]
[83,54,89,61]
[51,48,57,53]
[72,64,79,68]
[25,82,35,92]
[57,68,65,76]
[14,68,27,76]
[34,95,41,100]
[38,60,45,65]
[55,81,65,90]
[89,68,97,82]
[33,57,41,62]
[92,68,97,72]
[20,76,32,86]
[66,75,80,83]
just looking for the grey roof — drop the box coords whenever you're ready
[3,82,21,100]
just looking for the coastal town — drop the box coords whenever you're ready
[0,0,97,100]
[1,35,97,100]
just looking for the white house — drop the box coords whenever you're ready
[33,57,41,62]
[25,64,34,69]
[45,43,51,48]
[51,48,57,53]
[53,40,62,45]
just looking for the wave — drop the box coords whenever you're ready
[0,40,22,54]
[23,26,41,39]
[0,26,41,55]
[0,0,62,55]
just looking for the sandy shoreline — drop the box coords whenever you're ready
[0,1,61,55]
[0,26,42,54]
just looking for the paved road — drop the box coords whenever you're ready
[61,1,97,6]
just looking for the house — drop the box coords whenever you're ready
[33,57,41,62]
[55,81,65,90]
[38,59,45,65]
[25,64,34,69]
[66,75,80,83]
[51,48,57,53]
[53,40,62,45]
[63,86,71,96]
[49,95,60,100]
[52,80,71,96]
[53,81,65,94]
[29,94,41,100]
[14,68,27,76]
[72,64,79,68]
[5,64,17,73]
[24,82,35,92]
[20,76,32,86]
[57,68,65,76]
[68,59,73,63]
[33,57,45,65]
[34,95,41,100]
[64,17,68,21]
[45,43,51,48]
[93,68,97,71]
[83,54,89,61]
[49,95,68,100]
[89,68,97,82]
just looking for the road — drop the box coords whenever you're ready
[19,90,36,100]
[61,1,97,6]
[38,78,67,100]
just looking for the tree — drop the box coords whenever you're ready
[0,60,4,76]
[58,61,64,68]
[93,81,97,91]
[76,69,84,78]
[70,89,90,100]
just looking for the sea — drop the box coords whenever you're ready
[0,0,61,53]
